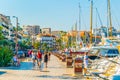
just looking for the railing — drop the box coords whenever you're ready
[88,53,120,79]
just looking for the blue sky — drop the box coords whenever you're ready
[0,0,120,31]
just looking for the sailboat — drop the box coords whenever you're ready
[87,0,120,79]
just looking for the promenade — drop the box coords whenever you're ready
[0,55,82,80]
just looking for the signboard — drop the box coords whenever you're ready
[70,52,85,59]
[66,56,73,68]
[74,57,83,73]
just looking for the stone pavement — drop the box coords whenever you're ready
[0,55,84,80]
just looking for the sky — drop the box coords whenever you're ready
[0,0,120,31]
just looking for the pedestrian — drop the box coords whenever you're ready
[31,51,36,66]
[13,54,20,66]
[28,50,32,57]
[44,52,48,68]
[83,52,89,76]
[48,52,51,61]
[37,50,42,68]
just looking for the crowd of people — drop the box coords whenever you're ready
[28,49,51,69]
[12,49,51,70]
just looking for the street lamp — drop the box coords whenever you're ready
[13,16,18,54]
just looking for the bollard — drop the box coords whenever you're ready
[66,56,73,68]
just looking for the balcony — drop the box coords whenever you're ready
[2,23,9,29]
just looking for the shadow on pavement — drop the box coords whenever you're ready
[48,66,66,69]
[40,70,50,72]
[36,75,79,80]
[0,62,33,70]
[0,71,6,75]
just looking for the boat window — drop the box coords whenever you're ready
[108,49,119,54]
[114,50,119,54]
[108,50,113,54]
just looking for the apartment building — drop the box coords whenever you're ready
[42,28,51,34]
[0,14,13,40]
[23,25,40,35]
[40,34,56,48]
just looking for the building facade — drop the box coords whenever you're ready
[39,35,56,50]
[42,28,51,34]
[93,26,117,37]
[23,25,40,36]
[0,14,14,40]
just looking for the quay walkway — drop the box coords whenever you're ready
[0,55,85,80]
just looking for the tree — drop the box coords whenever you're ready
[33,41,40,49]
[0,46,13,67]
[0,26,4,40]
[56,38,62,50]
[0,26,13,67]
[41,43,48,52]
[59,31,67,49]
[67,36,72,48]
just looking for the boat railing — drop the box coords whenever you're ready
[88,55,120,79]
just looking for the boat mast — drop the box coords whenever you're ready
[90,0,93,45]
[95,8,97,43]
[79,3,81,40]
[79,3,82,47]
[108,0,112,37]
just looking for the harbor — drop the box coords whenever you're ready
[0,0,120,80]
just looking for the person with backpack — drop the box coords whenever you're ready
[37,50,42,68]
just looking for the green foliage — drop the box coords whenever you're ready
[56,38,63,50]
[0,26,9,46]
[0,40,9,46]
[40,43,48,52]
[18,26,22,31]
[60,31,67,36]
[109,31,112,37]
[48,47,53,51]
[81,35,86,43]
[40,29,42,33]
[18,40,31,50]
[33,41,40,49]
[24,38,31,46]
[17,38,32,50]
[0,26,13,67]
[56,31,67,50]
[0,46,13,67]
[0,26,4,40]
